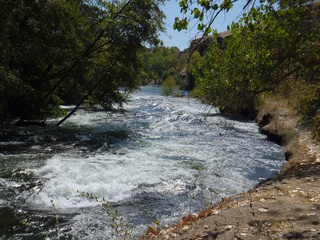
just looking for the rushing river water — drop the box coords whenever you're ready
[0,85,285,239]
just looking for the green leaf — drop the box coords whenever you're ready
[194,8,201,18]
[197,23,205,31]
[212,4,218,10]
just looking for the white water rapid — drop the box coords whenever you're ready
[0,85,285,239]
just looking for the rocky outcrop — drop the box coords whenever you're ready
[257,102,319,171]
[257,108,298,146]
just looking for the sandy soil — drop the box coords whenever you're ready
[142,103,320,240]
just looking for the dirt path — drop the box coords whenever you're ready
[142,103,320,240]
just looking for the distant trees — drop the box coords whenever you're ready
[142,46,190,91]
[0,0,165,125]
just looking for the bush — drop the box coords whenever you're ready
[161,76,180,96]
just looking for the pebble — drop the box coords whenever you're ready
[225,225,233,229]
[211,209,219,215]
[307,213,316,216]
[258,208,268,212]
[191,213,199,218]
[182,225,189,231]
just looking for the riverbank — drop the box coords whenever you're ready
[142,100,320,239]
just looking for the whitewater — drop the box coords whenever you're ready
[0,85,285,239]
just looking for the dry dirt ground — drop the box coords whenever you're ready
[142,103,320,240]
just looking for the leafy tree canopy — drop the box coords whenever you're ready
[0,0,165,125]
[174,0,315,35]
[189,0,320,122]
[142,46,189,89]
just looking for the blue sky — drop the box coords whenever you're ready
[160,0,252,51]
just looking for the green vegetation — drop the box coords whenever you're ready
[185,0,320,140]
[78,191,135,239]
[1,0,319,135]
[142,46,190,91]
[0,0,165,126]
[161,75,180,96]
[21,194,135,239]
[21,199,60,239]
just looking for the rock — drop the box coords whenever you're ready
[258,208,269,212]
[259,113,272,127]
[260,125,285,145]
[225,225,233,229]
[182,225,189,231]
[0,206,16,225]
[191,213,199,219]
[147,226,159,236]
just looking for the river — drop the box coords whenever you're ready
[0,85,285,239]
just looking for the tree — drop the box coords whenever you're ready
[189,0,320,118]
[161,75,180,96]
[143,46,189,88]
[174,0,255,35]
[0,0,165,125]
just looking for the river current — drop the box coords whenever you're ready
[0,85,284,239]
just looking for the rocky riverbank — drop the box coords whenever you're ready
[142,101,320,239]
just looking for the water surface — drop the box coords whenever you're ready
[0,85,285,239]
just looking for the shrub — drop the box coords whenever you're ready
[161,76,180,96]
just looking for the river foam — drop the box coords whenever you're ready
[0,85,285,238]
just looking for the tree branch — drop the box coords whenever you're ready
[55,52,124,127]
[15,0,133,126]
